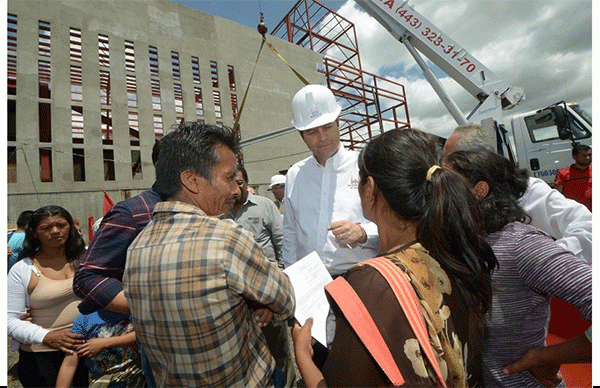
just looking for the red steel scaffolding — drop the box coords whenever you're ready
[271,0,411,149]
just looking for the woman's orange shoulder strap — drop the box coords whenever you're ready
[325,274,405,386]
[325,257,447,388]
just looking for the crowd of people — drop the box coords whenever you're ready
[7,84,591,388]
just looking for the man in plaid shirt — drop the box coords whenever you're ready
[123,122,296,387]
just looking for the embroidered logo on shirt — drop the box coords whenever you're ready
[348,175,360,189]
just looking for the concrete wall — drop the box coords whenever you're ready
[7,0,323,237]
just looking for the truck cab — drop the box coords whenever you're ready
[353,0,591,186]
[509,103,592,184]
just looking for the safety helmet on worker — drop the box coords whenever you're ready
[269,174,286,188]
[291,84,342,131]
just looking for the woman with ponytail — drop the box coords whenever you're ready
[292,128,497,387]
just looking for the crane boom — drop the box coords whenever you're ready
[355,0,525,124]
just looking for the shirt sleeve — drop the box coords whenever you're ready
[282,175,298,269]
[224,227,295,323]
[73,202,136,314]
[518,177,592,264]
[70,313,89,338]
[267,200,284,268]
[358,221,379,250]
[513,228,592,323]
[554,169,566,186]
[7,260,50,346]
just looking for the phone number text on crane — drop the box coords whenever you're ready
[377,0,478,73]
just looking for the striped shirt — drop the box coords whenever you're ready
[482,222,591,387]
[124,201,296,387]
[74,188,161,314]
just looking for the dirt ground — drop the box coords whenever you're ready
[7,343,20,387]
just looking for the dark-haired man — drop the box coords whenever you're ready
[124,122,295,387]
[555,145,592,211]
[73,139,163,387]
[230,166,283,267]
[73,140,162,316]
[229,165,297,387]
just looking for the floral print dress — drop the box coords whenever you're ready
[322,243,484,387]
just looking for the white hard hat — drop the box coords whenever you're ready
[291,84,342,131]
[269,174,286,188]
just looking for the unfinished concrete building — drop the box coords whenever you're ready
[6,0,409,240]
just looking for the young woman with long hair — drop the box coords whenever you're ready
[7,205,89,387]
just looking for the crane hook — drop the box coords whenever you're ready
[257,12,268,37]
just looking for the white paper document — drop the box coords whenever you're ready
[283,251,333,346]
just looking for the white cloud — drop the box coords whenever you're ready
[335,1,414,73]
[335,0,592,137]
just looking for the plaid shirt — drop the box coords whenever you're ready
[123,201,296,387]
[73,189,161,314]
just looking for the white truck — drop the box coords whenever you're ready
[355,0,592,184]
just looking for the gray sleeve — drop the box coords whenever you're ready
[267,200,284,268]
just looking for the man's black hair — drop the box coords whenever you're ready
[237,165,248,182]
[572,144,591,157]
[155,122,240,200]
[16,210,34,229]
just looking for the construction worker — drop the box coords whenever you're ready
[282,84,379,360]
[268,174,286,214]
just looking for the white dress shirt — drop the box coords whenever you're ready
[518,177,592,264]
[283,145,378,276]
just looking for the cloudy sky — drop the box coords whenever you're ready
[176,0,592,139]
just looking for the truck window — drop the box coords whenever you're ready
[571,104,592,126]
[524,112,591,142]
[568,114,592,140]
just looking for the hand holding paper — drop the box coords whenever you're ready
[283,251,333,346]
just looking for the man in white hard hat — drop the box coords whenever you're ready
[283,84,379,364]
[269,174,286,213]
[283,84,378,276]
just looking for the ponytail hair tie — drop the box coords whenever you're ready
[426,165,442,182]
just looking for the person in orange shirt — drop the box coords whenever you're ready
[554,144,592,211]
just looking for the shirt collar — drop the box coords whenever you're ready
[228,193,258,218]
[572,164,591,172]
[245,193,259,205]
[154,200,210,217]
[310,143,346,168]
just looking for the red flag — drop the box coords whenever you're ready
[87,215,95,243]
[103,189,115,214]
